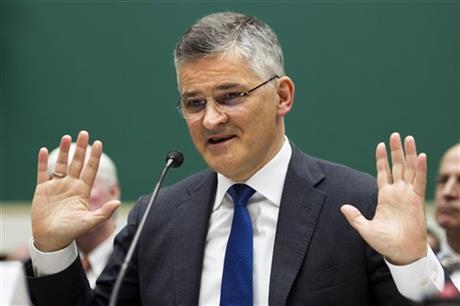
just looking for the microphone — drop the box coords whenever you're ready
[166,150,184,168]
[109,151,184,306]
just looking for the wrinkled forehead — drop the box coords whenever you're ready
[176,53,259,91]
[439,147,460,175]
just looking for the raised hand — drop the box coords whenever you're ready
[341,133,428,265]
[31,131,121,252]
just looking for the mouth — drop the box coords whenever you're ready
[207,135,236,145]
[438,206,460,215]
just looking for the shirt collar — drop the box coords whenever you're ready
[439,237,460,260]
[213,136,292,211]
[83,231,117,275]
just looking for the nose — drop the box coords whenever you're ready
[201,100,228,130]
[442,175,459,199]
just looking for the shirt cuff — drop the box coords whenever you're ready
[29,239,78,277]
[386,246,445,302]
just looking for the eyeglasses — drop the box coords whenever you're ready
[176,75,279,121]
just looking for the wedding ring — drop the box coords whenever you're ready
[52,171,66,178]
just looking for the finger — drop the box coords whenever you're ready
[414,153,427,198]
[80,140,103,189]
[390,132,405,182]
[37,147,49,184]
[68,131,89,178]
[340,204,370,235]
[376,142,392,188]
[53,135,72,177]
[84,200,121,229]
[403,136,417,183]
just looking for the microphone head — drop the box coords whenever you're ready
[166,151,184,168]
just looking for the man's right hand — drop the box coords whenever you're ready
[31,131,121,252]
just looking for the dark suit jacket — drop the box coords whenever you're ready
[26,143,414,306]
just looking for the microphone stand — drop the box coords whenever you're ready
[108,152,183,306]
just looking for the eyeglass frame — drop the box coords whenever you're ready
[176,75,280,120]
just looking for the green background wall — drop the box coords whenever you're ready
[2,1,459,202]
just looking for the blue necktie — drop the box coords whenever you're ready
[220,184,256,306]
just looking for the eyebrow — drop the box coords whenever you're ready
[437,174,460,181]
[215,82,242,91]
[181,82,244,98]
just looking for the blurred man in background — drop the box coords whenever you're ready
[47,143,121,288]
[434,144,460,289]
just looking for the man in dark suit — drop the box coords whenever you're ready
[26,12,445,305]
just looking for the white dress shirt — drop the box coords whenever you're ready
[437,237,460,289]
[30,231,117,288]
[30,136,446,304]
[198,137,291,306]
[386,247,445,301]
[81,231,117,288]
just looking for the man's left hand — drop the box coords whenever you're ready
[341,132,428,265]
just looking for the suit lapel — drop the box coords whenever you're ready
[173,171,217,305]
[269,146,327,306]
[170,145,327,305]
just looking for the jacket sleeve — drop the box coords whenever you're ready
[25,195,147,306]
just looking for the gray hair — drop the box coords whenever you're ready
[48,143,119,188]
[174,12,285,81]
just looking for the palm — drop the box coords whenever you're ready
[31,131,120,252]
[341,133,427,265]
[32,179,89,246]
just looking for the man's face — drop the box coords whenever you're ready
[89,180,118,211]
[177,54,287,181]
[435,145,460,230]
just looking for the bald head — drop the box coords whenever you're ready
[435,144,460,230]
[443,144,460,159]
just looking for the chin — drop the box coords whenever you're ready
[438,217,458,230]
[208,161,235,177]
[204,151,234,170]
[207,159,243,180]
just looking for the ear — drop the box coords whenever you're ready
[276,76,295,116]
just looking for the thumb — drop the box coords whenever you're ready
[340,204,369,235]
[85,200,121,228]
